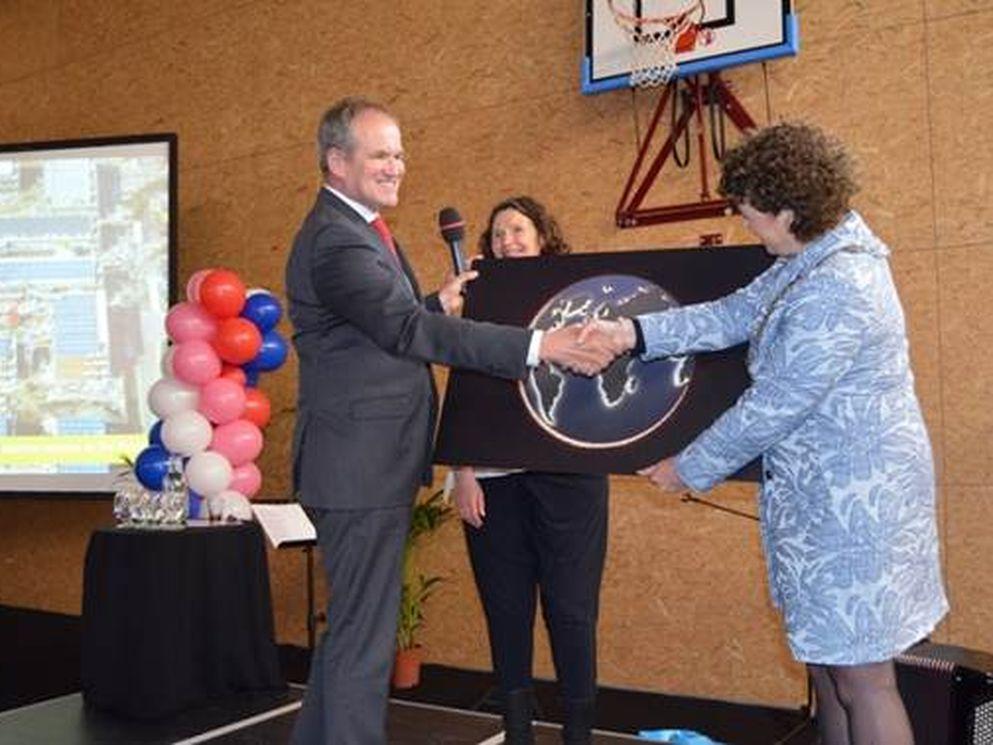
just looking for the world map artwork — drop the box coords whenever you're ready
[520,274,693,449]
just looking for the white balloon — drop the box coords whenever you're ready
[245,287,269,297]
[161,345,176,377]
[185,450,233,497]
[148,377,199,419]
[207,489,252,521]
[161,410,212,456]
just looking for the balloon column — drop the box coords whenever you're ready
[134,268,288,520]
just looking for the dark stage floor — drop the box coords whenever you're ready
[0,605,815,744]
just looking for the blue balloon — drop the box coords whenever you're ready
[148,420,164,447]
[135,445,170,491]
[245,330,288,372]
[241,292,283,333]
[187,489,205,519]
[243,367,260,387]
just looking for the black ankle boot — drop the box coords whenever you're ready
[561,697,596,744]
[503,688,535,745]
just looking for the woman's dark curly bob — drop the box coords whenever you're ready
[718,122,858,242]
[477,195,570,259]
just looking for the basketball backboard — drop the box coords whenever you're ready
[582,0,799,95]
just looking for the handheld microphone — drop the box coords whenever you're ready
[438,207,467,275]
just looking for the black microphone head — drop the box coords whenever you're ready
[438,207,466,243]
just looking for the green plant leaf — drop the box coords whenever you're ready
[396,489,453,650]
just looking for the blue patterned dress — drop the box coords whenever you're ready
[638,212,948,664]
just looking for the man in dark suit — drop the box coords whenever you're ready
[285,97,616,744]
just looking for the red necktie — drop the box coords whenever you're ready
[371,216,399,264]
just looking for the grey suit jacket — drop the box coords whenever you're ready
[286,189,531,510]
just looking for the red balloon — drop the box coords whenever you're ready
[185,268,215,303]
[243,388,271,428]
[219,364,247,386]
[199,269,247,319]
[213,317,262,365]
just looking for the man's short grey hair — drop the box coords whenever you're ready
[316,97,395,178]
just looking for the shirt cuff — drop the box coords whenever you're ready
[526,330,543,367]
[632,317,647,356]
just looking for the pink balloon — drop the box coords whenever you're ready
[197,377,246,424]
[186,268,215,303]
[161,345,176,377]
[210,419,263,467]
[229,461,262,498]
[171,339,222,385]
[165,301,218,344]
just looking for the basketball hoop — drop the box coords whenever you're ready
[607,0,705,88]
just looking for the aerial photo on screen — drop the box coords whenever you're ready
[0,139,171,490]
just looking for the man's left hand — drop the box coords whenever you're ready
[438,269,479,316]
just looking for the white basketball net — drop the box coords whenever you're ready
[608,0,703,88]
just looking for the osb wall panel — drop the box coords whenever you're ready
[0,1,58,84]
[1,0,991,708]
[936,246,993,485]
[942,486,993,650]
[0,501,106,612]
[54,0,243,64]
[0,75,57,145]
[794,0,923,41]
[928,10,993,247]
[926,1,993,21]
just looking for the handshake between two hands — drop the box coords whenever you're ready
[539,317,636,377]
[438,270,632,377]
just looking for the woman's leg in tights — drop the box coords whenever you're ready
[824,660,913,745]
[808,664,850,745]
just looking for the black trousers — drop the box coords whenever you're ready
[464,471,609,702]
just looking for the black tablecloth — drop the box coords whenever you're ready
[81,522,285,719]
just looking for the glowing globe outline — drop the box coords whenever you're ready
[517,274,693,449]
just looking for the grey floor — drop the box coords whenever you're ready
[0,687,650,745]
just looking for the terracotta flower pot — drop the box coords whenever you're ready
[392,646,422,689]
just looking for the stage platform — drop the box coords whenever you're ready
[0,605,815,744]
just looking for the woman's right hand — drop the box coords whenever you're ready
[452,467,485,528]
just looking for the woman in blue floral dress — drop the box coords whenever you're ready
[592,122,948,745]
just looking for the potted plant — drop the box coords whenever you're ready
[392,488,452,688]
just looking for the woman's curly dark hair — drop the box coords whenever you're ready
[718,122,858,242]
[477,195,570,259]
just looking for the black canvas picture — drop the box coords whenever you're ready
[434,246,774,477]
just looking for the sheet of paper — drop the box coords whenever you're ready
[251,502,316,548]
